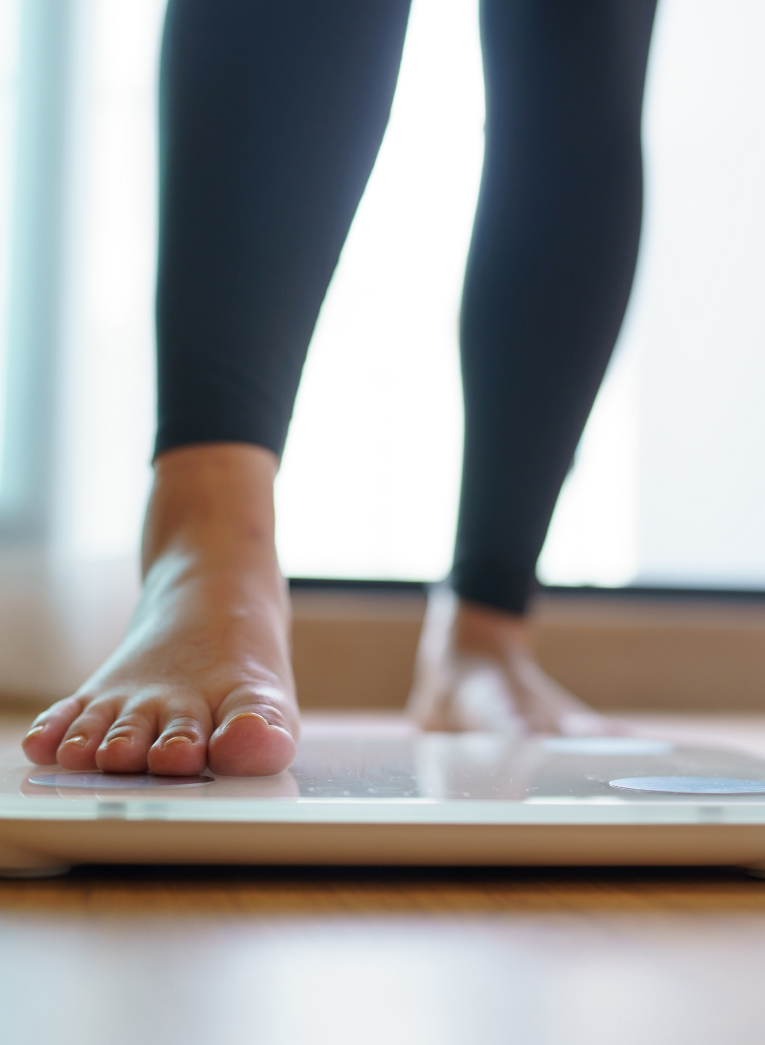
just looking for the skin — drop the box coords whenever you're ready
[22,442,615,777]
[407,585,621,736]
[22,444,298,777]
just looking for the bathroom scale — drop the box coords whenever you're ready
[3,714,765,876]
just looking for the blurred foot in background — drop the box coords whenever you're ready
[407,585,622,736]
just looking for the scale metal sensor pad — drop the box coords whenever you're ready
[3,717,765,876]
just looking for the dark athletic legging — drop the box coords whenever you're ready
[155,0,657,614]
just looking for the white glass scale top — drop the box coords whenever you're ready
[3,722,765,826]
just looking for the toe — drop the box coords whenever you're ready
[208,683,298,776]
[22,696,84,766]
[55,699,116,770]
[95,705,156,773]
[148,700,211,776]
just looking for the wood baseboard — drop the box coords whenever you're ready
[291,590,765,713]
[291,590,427,712]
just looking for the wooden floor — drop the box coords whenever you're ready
[3,711,765,1045]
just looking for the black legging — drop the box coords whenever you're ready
[155,0,657,614]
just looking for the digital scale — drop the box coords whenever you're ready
[3,715,765,877]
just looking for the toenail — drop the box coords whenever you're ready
[163,735,194,747]
[224,712,270,730]
[105,735,132,747]
[64,734,88,747]
[24,725,45,739]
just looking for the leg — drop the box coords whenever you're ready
[23,0,412,775]
[410,0,657,732]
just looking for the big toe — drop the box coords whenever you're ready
[208,686,298,776]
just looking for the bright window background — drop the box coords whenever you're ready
[55,0,164,559]
[275,0,479,580]
[0,0,19,492]
[2,0,765,591]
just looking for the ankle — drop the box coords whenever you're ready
[141,443,280,573]
[452,597,532,661]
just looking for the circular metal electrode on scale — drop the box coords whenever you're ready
[28,773,214,789]
[609,776,765,795]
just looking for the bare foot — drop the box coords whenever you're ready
[407,586,623,736]
[22,444,299,777]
